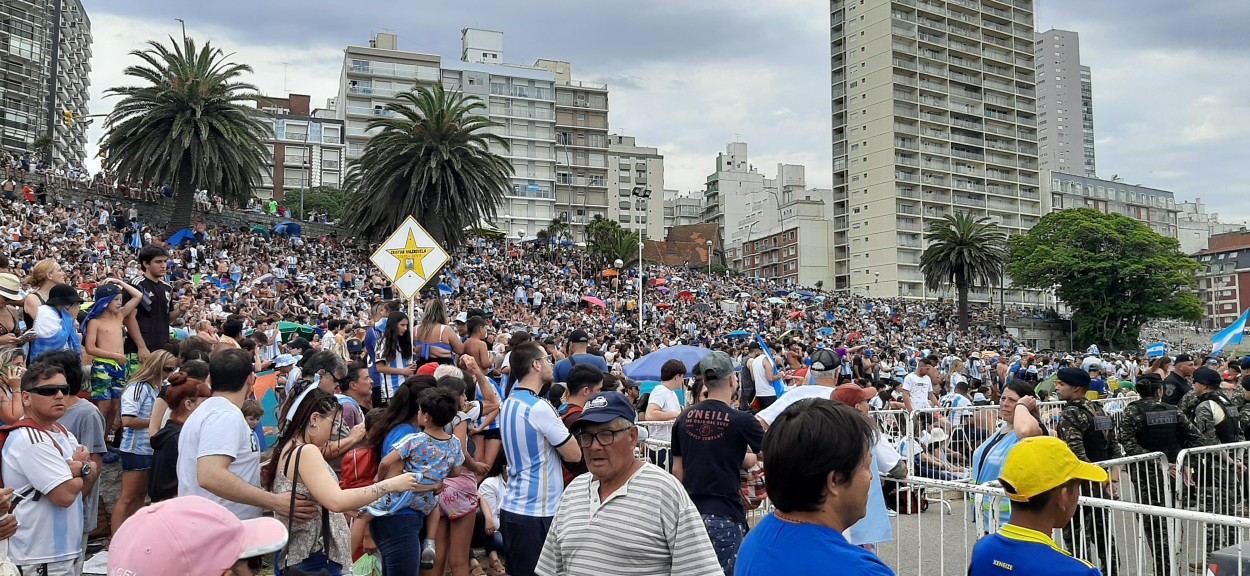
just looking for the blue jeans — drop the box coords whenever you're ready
[371,513,425,576]
[702,514,747,576]
[276,551,342,576]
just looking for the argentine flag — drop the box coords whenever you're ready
[1211,310,1250,354]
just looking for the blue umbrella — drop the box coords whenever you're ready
[725,330,751,339]
[796,290,814,298]
[276,221,303,236]
[817,327,834,336]
[623,345,714,381]
[773,289,790,297]
[168,228,197,247]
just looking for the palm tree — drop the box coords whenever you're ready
[32,133,53,161]
[341,84,513,247]
[100,37,271,231]
[546,217,570,245]
[920,212,1008,331]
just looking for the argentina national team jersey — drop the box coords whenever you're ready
[500,388,571,517]
[1,426,84,564]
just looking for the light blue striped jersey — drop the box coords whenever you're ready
[120,381,158,455]
[500,388,572,517]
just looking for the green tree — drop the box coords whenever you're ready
[101,37,271,231]
[297,186,353,221]
[545,217,570,244]
[1008,209,1202,350]
[341,84,512,247]
[920,213,1008,332]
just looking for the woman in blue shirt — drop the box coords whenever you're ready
[970,380,1045,532]
[737,397,895,576]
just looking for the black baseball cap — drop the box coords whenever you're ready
[810,349,839,372]
[568,330,590,344]
[1174,354,1194,365]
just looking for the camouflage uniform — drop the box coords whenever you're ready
[1115,398,1209,576]
[1190,390,1244,550]
[1058,397,1123,576]
[1230,390,1250,438]
[1177,389,1201,420]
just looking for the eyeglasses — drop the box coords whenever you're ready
[574,426,633,448]
[27,385,68,397]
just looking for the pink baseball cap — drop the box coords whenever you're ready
[108,496,288,575]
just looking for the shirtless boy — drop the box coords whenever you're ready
[83,278,144,434]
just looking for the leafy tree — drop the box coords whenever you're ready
[920,213,1008,331]
[545,217,570,244]
[101,37,271,231]
[296,186,353,221]
[341,84,512,247]
[1008,209,1202,350]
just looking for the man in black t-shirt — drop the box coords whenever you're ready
[124,245,189,364]
[672,351,764,576]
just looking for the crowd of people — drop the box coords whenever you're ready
[0,186,1247,576]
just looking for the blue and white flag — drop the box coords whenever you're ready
[1212,310,1250,355]
[1146,342,1168,358]
[755,334,786,397]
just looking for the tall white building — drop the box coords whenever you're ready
[1034,29,1095,177]
[607,135,664,240]
[830,0,1045,305]
[335,29,606,240]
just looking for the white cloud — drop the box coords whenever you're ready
[85,13,343,171]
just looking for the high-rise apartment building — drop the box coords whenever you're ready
[831,0,1044,304]
[336,33,441,163]
[335,30,607,240]
[534,59,610,241]
[251,93,345,205]
[446,29,559,239]
[0,0,92,167]
[607,135,664,240]
[1035,29,1095,177]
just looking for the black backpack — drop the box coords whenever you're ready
[738,358,757,410]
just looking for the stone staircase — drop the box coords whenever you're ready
[50,185,345,237]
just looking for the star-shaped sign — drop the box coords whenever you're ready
[370,217,449,299]
[387,230,435,280]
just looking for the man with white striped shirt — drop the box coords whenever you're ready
[501,342,583,576]
[537,392,720,576]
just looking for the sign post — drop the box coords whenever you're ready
[370,216,450,306]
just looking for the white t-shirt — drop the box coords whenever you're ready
[2,424,83,564]
[756,385,836,426]
[479,475,506,516]
[177,396,263,519]
[903,372,935,410]
[646,385,682,442]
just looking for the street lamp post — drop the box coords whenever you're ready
[515,229,525,261]
[706,239,713,276]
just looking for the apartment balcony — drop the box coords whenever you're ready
[896,171,920,183]
[921,112,947,123]
[894,137,920,150]
[894,122,920,135]
[954,195,987,208]
[895,104,920,119]
[893,58,918,71]
[896,155,920,167]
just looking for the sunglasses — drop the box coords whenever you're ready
[28,385,69,397]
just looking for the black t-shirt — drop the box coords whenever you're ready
[671,399,764,523]
[126,276,172,353]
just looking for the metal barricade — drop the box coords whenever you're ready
[1175,440,1250,564]
[880,476,1250,576]
[901,405,1002,480]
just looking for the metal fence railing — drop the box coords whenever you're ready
[881,476,1250,576]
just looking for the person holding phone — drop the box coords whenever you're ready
[0,273,34,351]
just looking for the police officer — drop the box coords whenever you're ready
[1055,367,1122,576]
[1164,353,1196,409]
[1115,373,1210,576]
[1189,367,1246,550]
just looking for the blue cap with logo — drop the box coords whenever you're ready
[572,392,636,431]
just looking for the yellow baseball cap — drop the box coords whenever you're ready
[998,436,1108,502]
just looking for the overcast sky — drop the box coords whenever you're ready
[80,0,1250,225]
